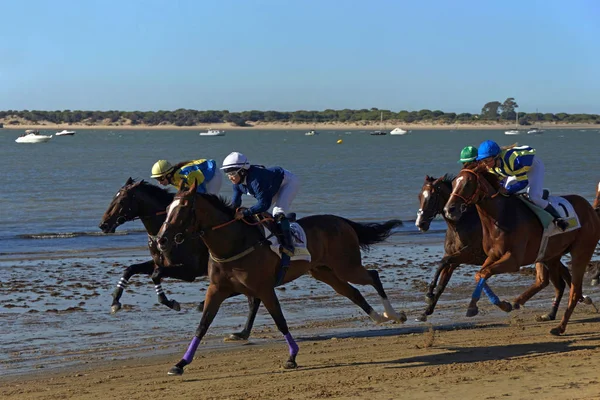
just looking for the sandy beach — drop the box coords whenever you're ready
[1,120,599,131]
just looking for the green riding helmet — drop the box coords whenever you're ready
[151,160,173,178]
[458,146,478,163]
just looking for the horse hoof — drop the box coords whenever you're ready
[466,307,479,317]
[383,311,407,323]
[511,302,521,310]
[224,332,249,342]
[583,296,593,305]
[592,279,599,286]
[535,314,555,322]
[110,303,122,314]
[498,301,513,313]
[549,327,563,336]
[284,360,297,369]
[170,300,181,312]
[415,314,428,322]
[167,366,184,376]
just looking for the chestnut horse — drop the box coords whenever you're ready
[99,178,260,340]
[156,180,406,375]
[416,174,581,322]
[444,164,600,335]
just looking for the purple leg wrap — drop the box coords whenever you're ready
[284,333,299,356]
[182,336,201,364]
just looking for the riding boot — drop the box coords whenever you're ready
[276,214,295,257]
[544,204,569,231]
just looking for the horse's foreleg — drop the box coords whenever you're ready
[425,260,447,304]
[419,262,459,322]
[226,296,261,341]
[468,253,517,316]
[151,268,181,311]
[111,260,155,314]
[168,284,230,376]
[260,289,299,369]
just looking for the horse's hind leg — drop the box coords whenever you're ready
[512,262,552,311]
[260,289,299,369]
[367,269,407,322]
[226,296,262,341]
[310,267,388,324]
[111,260,155,314]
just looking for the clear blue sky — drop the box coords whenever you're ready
[1,0,598,113]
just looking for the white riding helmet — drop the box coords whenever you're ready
[221,152,250,171]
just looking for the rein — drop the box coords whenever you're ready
[211,211,274,231]
[450,169,497,206]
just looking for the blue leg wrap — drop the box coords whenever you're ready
[482,283,500,305]
[472,278,486,300]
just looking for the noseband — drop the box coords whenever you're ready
[449,169,497,207]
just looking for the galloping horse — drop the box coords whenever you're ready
[156,180,406,375]
[99,178,259,340]
[444,164,600,335]
[415,174,581,322]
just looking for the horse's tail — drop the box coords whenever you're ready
[342,218,403,251]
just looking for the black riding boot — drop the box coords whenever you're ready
[544,204,568,231]
[276,215,295,257]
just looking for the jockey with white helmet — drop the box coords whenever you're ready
[221,152,300,256]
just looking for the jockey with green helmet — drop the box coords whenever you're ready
[458,146,478,166]
[476,140,567,231]
[151,159,222,194]
[221,151,300,257]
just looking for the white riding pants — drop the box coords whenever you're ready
[271,169,299,216]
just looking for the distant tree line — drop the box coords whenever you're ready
[0,101,598,127]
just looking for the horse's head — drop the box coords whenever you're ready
[99,177,143,233]
[444,163,498,221]
[416,174,453,232]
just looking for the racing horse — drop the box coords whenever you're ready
[156,180,406,375]
[444,164,600,335]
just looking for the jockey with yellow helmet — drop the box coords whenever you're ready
[150,159,222,194]
[476,140,567,231]
[221,151,300,257]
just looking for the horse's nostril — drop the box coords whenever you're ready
[99,223,108,230]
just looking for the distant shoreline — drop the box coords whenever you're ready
[1,121,599,131]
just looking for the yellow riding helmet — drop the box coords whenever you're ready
[151,160,173,178]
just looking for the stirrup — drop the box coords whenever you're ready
[555,219,568,231]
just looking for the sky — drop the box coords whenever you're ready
[1,0,598,114]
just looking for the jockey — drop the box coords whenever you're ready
[150,159,222,194]
[221,152,300,257]
[476,140,568,231]
[458,145,478,166]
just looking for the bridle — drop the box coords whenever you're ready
[449,169,498,208]
[417,182,444,224]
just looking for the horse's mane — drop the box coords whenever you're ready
[440,173,455,187]
[131,179,175,205]
[470,163,503,190]
[198,193,236,217]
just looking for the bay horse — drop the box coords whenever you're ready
[156,180,406,375]
[415,174,580,322]
[443,164,600,335]
[99,178,260,340]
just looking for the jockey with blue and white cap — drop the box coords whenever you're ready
[476,140,567,231]
[221,152,300,256]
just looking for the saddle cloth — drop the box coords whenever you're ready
[518,195,581,262]
[264,222,311,262]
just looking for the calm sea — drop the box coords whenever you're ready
[1,127,600,374]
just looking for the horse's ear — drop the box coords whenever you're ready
[190,179,198,193]
[425,175,430,180]
[178,180,187,192]
[126,177,134,185]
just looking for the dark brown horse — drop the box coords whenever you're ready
[156,180,405,375]
[99,178,260,340]
[444,164,600,335]
[415,174,581,322]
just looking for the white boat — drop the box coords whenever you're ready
[199,129,225,136]
[504,109,521,135]
[305,130,318,136]
[15,130,53,143]
[55,129,76,136]
[527,127,544,135]
[390,127,408,135]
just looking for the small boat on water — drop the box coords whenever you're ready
[504,130,521,135]
[55,129,76,136]
[371,112,387,135]
[199,129,225,136]
[305,130,318,136]
[527,127,544,135]
[390,127,408,135]
[16,130,53,143]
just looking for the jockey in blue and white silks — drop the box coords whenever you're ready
[221,151,300,256]
[151,159,222,194]
[476,140,567,230]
